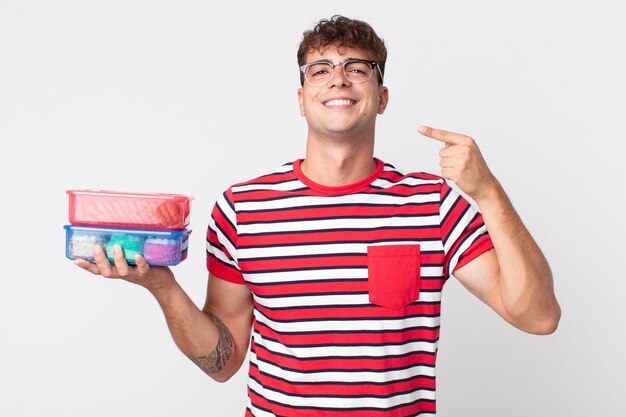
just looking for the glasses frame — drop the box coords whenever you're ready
[299,58,383,87]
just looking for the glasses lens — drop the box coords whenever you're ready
[344,61,373,83]
[303,60,375,86]
[305,62,333,86]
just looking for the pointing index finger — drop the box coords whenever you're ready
[418,125,468,145]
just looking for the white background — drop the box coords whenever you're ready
[1,1,624,416]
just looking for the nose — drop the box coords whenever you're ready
[327,63,351,87]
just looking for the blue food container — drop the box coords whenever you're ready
[65,225,191,266]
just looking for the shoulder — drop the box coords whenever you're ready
[231,161,298,190]
[216,161,300,207]
[230,161,295,189]
[377,160,445,188]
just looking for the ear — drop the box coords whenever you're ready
[377,86,389,115]
[297,88,305,116]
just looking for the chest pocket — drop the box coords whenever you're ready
[367,244,421,309]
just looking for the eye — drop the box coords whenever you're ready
[312,69,330,76]
[307,64,331,78]
[345,61,371,77]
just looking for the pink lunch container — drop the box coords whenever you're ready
[67,190,193,230]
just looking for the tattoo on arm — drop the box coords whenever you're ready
[187,313,234,375]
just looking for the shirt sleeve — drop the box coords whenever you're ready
[206,187,245,284]
[439,180,494,279]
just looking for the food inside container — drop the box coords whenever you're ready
[64,225,191,266]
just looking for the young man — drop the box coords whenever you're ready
[76,15,561,417]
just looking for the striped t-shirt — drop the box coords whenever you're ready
[206,158,493,417]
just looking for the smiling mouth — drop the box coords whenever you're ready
[323,99,357,107]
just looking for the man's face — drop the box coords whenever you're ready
[297,46,389,138]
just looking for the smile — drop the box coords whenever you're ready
[323,99,356,107]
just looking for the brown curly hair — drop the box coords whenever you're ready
[297,15,387,85]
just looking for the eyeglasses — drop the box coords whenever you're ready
[299,58,383,87]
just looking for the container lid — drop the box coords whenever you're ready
[64,224,192,237]
[66,189,193,201]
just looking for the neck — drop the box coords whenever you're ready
[301,132,376,186]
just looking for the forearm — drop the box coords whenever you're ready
[475,181,561,333]
[417,125,560,332]
[149,281,239,381]
[75,247,244,380]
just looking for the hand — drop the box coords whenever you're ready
[418,125,498,201]
[74,244,175,294]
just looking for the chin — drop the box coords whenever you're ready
[322,121,363,133]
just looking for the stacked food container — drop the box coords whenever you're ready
[64,190,193,266]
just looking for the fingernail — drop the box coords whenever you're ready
[418,126,427,133]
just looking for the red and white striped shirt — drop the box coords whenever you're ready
[206,159,493,417]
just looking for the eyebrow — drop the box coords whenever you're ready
[307,57,370,64]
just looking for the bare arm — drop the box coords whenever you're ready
[418,125,561,334]
[182,274,253,382]
[75,245,253,381]
[453,184,560,334]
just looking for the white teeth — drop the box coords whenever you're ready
[325,99,354,106]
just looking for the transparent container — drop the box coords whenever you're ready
[67,190,192,230]
[65,225,191,266]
